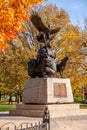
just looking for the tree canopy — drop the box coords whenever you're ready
[0,0,46,51]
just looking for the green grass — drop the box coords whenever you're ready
[80,105,87,109]
[0,105,16,111]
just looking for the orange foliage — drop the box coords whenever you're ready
[0,0,46,50]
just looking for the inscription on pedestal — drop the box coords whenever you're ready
[54,83,67,97]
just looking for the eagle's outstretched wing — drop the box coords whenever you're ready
[31,12,49,33]
[31,12,61,34]
[50,27,61,34]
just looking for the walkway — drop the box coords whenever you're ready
[0,112,87,130]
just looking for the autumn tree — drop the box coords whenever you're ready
[0,0,46,51]
[0,40,30,101]
[76,17,87,98]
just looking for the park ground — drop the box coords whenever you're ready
[0,112,87,130]
[0,103,87,130]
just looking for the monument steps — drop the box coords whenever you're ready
[9,109,43,117]
[9,104,87,117]
[16,104,80,110]
[16,104,46,110]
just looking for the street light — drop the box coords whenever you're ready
[82,85,85,100]
[16,85,20,104]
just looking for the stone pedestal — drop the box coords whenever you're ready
[23,78,74,104]
[9,78,79,117]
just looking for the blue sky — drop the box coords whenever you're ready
[44,0,87,28]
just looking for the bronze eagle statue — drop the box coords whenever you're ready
[31,12,61,42]
[27,12,68,78]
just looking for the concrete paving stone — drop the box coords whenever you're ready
[1,112,87,130]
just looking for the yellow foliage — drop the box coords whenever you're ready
[0,0,45,50]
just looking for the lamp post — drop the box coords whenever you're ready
[82,85,85,100]
[16,85,20,104]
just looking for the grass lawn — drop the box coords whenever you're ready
[0,105,16,111]
[80,104,87,109]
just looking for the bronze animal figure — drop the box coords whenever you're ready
[56,56,68,78]
[31,12,61,43]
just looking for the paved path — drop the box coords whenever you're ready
[1,112,87,120]
[56,115,87,120]
[1,112,87,130]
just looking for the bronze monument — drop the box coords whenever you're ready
[28,12,68,78]
[9,13,74,118]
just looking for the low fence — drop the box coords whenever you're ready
[0,107,50,130]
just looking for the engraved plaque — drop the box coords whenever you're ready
[54,83,61,97]
[54,83,67,98]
